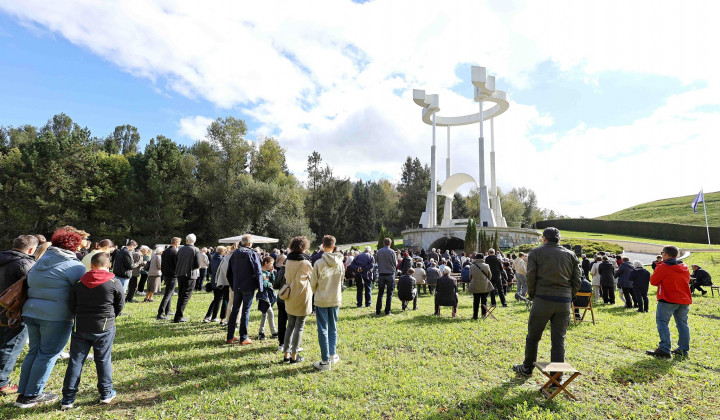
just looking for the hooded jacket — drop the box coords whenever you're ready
[310,252,344,308]
[23,247,86,321]
[283,252,313,316]
[70,269,124,332]
[0,249,35,293]
[650,259,692,305]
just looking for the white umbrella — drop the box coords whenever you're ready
[217,234,279,244]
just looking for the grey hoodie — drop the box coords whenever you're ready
[310,252,344,308]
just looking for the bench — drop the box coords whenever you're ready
[711,285,720,297]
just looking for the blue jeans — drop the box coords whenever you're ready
[116,276,129,296]
[315,307,339,362]
[227,291,254,341]
[62,328,116,403]
[0,324,28,387]
[656,301,690,353]
[18,317,73,397]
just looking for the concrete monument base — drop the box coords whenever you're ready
[402,226,541,252]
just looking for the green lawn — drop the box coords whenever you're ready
[2,271,719,419]
[597,190,720,227]
[560,230,718,250]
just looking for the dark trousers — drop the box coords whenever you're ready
[523,298,570,370]
[472,293,489,319]
[355,274,372,307]
[690,280,706,294]
[205,286,229,320]
[174,276,196,321]
[277,299,287,346]
[434,304,457,316]
[158,276,177,316]
[375,275,395,315]
[0,324,27,388]
[61,328,115,403]
[226,291,254,341]
[401,290,417,310]
[601,285,615,304]
[490,283,506,306]
[126,275,139,302]
[622,287,636,308]
[195,268,207,291]
[138,272,148,293]
[634,288,649,312]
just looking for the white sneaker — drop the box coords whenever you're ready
[61,402,74,410]
[330,354,340,364]
[278,345,284,353]
[313,360,331,371]
[59,352,70,360]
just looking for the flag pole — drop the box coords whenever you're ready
[701,188,711,249]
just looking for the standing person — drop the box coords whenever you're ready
[689,264,712,296]
[512,227,581,378]
[256,257,278,340]
[195,248,210,292]
[512,252,528,299]
[137,246,151,295]
[589,256,602,302]
[112,240,140,300]
[630,261,650,313]
[203,246,228,323]
[598,256,616,304]
[81,239,114,272]
[646,245,692,358]
[397,268,418,311]
[157,237,180,320]
[0,235,38,395]
[15,228,86,409]
[125,245,144,303]
[60,252,123,409]
[375,238,397,316]
[310,235,344,371]
[468,255,494,320]
[173,234,202,323]
[349,246,374,308]
[615,257,635,308]
[281,236,313,364]
[485,249,507,307]
[144,246,163,303]
[651,255,662,271]
[217,244,235,325]
[274,253,288,352]
[225,235,262,345]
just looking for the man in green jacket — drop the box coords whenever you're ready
[513,227,581,377]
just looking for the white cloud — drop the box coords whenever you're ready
[178,116,214,141]
[2,0,720,217]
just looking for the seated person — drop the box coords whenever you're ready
[413,262,427,294]
[690,264,712,296]
[460,262,471,283]
[434,266,458,317]
[426,262,441,294]
[397,268,417,311]
[573,277,593,320]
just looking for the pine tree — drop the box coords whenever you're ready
[464,218,477,254]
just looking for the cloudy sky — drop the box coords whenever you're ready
[1,0,718,218]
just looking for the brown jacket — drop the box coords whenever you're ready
[468,261,494,294]
[283,258,313,316]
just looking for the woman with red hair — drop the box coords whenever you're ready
[14,227,87,409]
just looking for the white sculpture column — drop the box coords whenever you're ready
[442,126,453,226]
[489,118,505,227]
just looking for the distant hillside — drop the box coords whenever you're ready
[597,191,720,227]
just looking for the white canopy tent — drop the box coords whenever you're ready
[218,234,279,244]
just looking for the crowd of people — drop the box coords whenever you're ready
[0,225,707,409]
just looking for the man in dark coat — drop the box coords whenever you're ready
[112,240,140,299]
[173,234,202,323]
[0,235,38,395]
[513,227,581,378]
[157,237,180,320]
[484,249,507,307]
[615,257,635,308]
[226,234,262,345]
[350,247,374,308]
[434,267,458,317]
[690,264,712,295]
[581,254,592,279]
[397,268,417,311]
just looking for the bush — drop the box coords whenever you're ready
[509,239,623,256]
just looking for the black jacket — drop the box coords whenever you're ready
[399,256,412,275]
[435,274,458,307]
[70,270,125,333]
[598,261,615,287]
[581,258,592,278]
[112,247,135,279]
[0,250,35,293]
[573,278,593,307]
[526,242,582,301]
[630,267,651,294]
[161,246,179,278]
[692,268,712,286]
[484,255,504,287]
[397,274,416,301]
[176,244,201,279]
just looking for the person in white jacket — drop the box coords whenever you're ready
[589,256,602,301]
[310,235,344,371]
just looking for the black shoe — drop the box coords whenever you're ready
[512,364,532,377]
[271,332,279,338]
[502,304,508,307]
[173,317,189,323]
[646,349,671,358]
[701,291,707,296]
[258,333,267,340]
[282,357,291,364]
[14,392,58,409]
[672,349,689,357]
[156,314,167,320]
[289,355,304,364]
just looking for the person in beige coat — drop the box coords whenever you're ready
[281,236,313,364]
[310,235,344,371]
[468,255,494,319]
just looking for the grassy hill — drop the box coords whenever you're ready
[597,191,720,227]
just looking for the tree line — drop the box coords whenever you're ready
[0,113,561,248]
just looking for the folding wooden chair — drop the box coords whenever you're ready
[533,362,581,400]
[571,292,595,325]
[481,304,497,320]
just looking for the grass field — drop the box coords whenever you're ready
[597,191,720,227]
[1,262,719,419]
[560,230,718,250]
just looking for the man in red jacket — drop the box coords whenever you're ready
[646,245,692,358]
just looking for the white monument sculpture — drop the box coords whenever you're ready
[413,65,509,229]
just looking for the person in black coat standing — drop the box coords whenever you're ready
[630,261,651,312]
[598,256,616,304]
[434,267,459,317]
[173,234,203,323]
[485,249,507,307]
[157,237,180,320]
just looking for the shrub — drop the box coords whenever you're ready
[509,239,623,256]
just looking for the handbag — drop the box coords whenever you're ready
[278,283,291,300]
[0,276,28,328]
